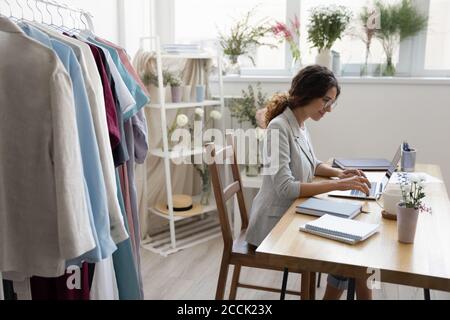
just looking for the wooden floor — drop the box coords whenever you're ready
[141,238,450,300]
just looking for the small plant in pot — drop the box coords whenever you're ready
[142,69,172,104]
[397,173,432,244]
[307,5,351,70]
[168,73,183,103]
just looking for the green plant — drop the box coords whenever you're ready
[307,5,352,52]
[218,9,275,65]
[230,83,268,127]
[142,69,174,87]
[167,72,182,87]
[375,0,427,76]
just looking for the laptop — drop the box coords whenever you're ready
[328,146,402,200]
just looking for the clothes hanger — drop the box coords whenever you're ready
[33,0,44,24]
[49,0,67,32]
[14,0,25,21]
[4,0,18,22]
[26,0,36,22]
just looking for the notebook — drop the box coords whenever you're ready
[296,198,362,219]
[333,158,392,171]
[299,215,380,244]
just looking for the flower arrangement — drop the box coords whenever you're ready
[229,83,268,128]
[398,173,432,213]
[218,9,275,66]
[272,15,301,64]
[307,5,352,53]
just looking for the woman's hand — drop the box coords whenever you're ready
[335,176,372,195]
[338,169,367,180]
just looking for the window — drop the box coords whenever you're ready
[424,0,450,71]
[299,0,399,74]
[174,0,288,71]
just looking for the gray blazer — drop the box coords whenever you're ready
[246,108,322,247]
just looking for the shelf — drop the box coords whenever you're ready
[148,194,217,222]
[147,100,221,110]
[141,215,221,257]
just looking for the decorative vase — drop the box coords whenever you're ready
[171,86,183,103]
[290,59,302,75]
[397,203,419,244]
[148,85,171,104]
[383,56,396,76]
[225,55,241,76]
[196,85,206,102]
[315,49,333,70]
[246,164,260,177]
[182,85,192,102]
[200,176,211,206]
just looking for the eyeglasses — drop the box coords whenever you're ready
[322,99,338,111]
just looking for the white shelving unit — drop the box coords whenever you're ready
[140,36,225,256]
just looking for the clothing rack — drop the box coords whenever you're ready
[0,0,96,300]
[0,0,94,32]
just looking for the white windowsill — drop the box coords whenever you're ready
[212,75,450,85]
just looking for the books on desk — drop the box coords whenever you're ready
[296,198,362,219]
[300,215,380,245]
[333,158,392,171]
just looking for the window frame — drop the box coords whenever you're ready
[155,0,450,78]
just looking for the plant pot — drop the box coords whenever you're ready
[397,203,419,244]
[148,85,171,104]
[171,86,183,103]
[182,85,192,102]
[315,49,333,70]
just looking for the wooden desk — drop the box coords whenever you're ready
[256,165,450,298]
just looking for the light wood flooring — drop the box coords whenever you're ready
[140,238,450,300]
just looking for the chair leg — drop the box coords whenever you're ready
[424,289,431,300]
[280,268,289,300]
[317,273,322,288]
[229,265,241,300]
[347,278,356,300]
[215,256,230,300]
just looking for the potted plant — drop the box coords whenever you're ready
[375,0,427,76]
[229,84,268,177]
[397,174,432,244]
[218,9,275,75]
[142,69,172,103]
[307,5,352,70]
[272,15,302,73]
[168,72,183,103]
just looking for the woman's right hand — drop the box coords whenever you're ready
[334,176,371,195]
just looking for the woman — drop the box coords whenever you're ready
[246,65,372,300]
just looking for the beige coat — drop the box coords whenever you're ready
[246,107,322,247]
[0,17,95,277]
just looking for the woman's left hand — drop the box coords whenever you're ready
[338,169,367,180]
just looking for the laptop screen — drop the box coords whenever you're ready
[380,146,402,193]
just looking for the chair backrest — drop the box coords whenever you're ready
[208,134,249,251]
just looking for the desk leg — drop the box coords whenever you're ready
[424,289,431,300]
[233,196,242,239]
[309,272,317,300]
[301,272,311,300]
[0,272,4,300]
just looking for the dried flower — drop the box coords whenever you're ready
[176,114,189,127]
[195,108,205,118]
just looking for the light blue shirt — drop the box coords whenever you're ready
[87,37,150,120]
[21,24,117,264]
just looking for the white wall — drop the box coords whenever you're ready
[64,0,119,43]
[212,78,450,193]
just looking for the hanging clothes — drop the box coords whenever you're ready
[30,22,129,245]
[0,17,96,278]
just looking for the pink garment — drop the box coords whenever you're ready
[95,37,149,96]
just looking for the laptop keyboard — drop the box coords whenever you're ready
[351,182,378,198]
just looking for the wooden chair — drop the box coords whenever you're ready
[207,135,314,300]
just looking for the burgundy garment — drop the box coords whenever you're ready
[30,263,91,300]
[84,41,121,149]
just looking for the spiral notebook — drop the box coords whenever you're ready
[300,215,380,245]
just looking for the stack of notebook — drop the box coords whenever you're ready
[300,215,380,244]
[296,198,362,219]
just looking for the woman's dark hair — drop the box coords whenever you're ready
[265,65,341,127]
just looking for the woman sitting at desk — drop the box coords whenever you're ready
[246,65,373,300]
